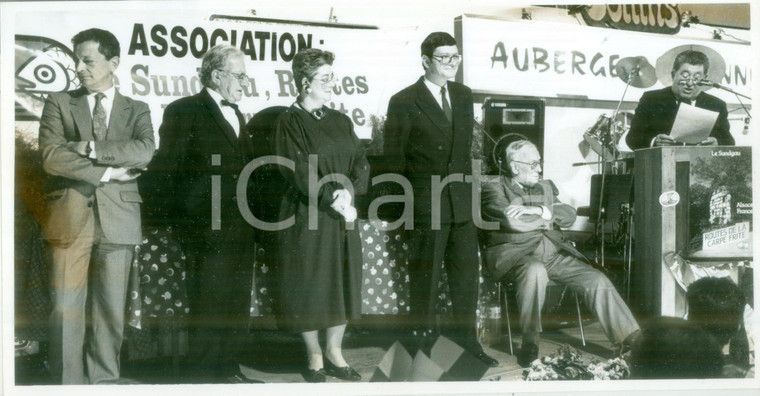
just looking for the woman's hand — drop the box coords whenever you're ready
[331,189,356,222]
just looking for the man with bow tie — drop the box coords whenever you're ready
[480,140,640,367]
[146,44,258,383]
[39,28,155,384]
[626,50,735,149]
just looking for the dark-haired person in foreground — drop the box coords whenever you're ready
[626,49,735,149]
[384,32,498,367]
[630,317,723,379]
[687,276,750,377]
[274,48,369,383]
[480,140,640,367]
[39,28,155,384]
[147,45,258,383]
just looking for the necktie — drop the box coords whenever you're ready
[440,85,452,122]
[221,99,245,135]
[92,92,107,140]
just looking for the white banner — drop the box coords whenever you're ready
[15,10,388,140]
[459,15,752,104]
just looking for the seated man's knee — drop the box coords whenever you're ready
[519,260,549,283]
[587,267,614,289]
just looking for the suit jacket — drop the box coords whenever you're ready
[384,77,474,225]
[39,87,155,247]
[626,86,734,150]
[146,89,256,244]
[480,175,585,280]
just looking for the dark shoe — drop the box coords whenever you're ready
[324,359,361,382]
[616,329,642,357]
[473,351,499,367]
[303,368,327,383]
[225,373,264,384]
[407,328,435,356]
[517,343,539,367]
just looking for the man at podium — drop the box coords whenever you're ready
[626,49,735,150]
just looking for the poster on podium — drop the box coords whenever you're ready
[685,146,753,260]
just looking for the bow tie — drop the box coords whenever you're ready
[221,99,239,110]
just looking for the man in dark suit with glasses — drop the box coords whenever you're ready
[145,44,259,383]
[626,50,735,150]
[384,32,498,367]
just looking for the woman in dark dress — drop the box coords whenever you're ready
[274,48,369,383]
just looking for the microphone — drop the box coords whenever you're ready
[698,79,719,87]
[697,79,752,101]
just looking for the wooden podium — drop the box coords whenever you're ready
[632,146,753,317]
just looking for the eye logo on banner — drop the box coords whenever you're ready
[15,35,80,120]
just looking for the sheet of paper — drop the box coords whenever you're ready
[669,104,719,144]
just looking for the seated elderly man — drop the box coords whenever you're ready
[480,139,640,366]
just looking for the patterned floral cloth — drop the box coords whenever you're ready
[125,220,495,357]
[127,226,190,329]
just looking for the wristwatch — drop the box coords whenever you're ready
[84,141,92,157]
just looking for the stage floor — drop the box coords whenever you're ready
[113,321,617,384]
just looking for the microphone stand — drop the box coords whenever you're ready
[700,80,752,119]
[592,66,637,269]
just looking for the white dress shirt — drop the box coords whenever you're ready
[206,87,241,137]
[423,77,451,111]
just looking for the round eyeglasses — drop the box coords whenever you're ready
[512,160,543,170]
[218,70,250,85]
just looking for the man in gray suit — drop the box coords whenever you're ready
[39,28,154,384]
[480,140,638,367]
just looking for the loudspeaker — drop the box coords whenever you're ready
[483,98,545,174]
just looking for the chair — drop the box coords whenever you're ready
[495,279,586,355]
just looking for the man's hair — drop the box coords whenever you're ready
[292,48,335,93]
[671,50,710,75]
[630,316,723,379]
[687,276,745,346]
[199,45,245,88]
[505,139,536,164]
[71,28,120,60]
[420,32,457,58]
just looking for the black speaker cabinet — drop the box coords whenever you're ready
[482,98,545,174]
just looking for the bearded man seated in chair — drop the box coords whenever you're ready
[480,139,640,367]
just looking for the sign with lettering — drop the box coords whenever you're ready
[580,4,681,35]
[687,147,753,260]
[14,10,385,140]
[457,15,751,104]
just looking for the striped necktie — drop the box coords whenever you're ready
[92,92,107,140]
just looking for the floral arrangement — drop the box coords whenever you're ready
[523,345,630,381]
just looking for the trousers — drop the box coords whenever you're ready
[508,237,639,345]
[47,207,133,384]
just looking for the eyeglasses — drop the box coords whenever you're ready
[313,73,337,85]
[218,70,250,85]
[676,72,704,85]
[431,54,463,65]
[512,160,543,170]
